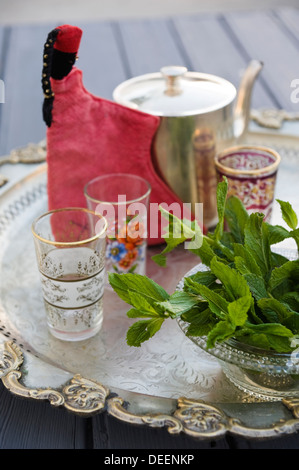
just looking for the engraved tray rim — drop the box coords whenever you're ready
[1,132,299,441]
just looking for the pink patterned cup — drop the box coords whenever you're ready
[214,145,281,221]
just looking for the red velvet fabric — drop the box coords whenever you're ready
[54,25,83,53]
[47,68,189,245]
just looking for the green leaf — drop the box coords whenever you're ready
[152,206,204,265]
[244,213,272,280]
[266,223,291,245]
[289,228,299,252]
[190,237,219,267]
[227,295,252,327]
[234,252,268,300]
[186,321,214,338]
[277,199,298,230]
[213,177,228,242]
[282,311,299,332]
[266,335,293,352]
[127,291,163,317]
[183,307,216,337]
[158,291,199,318]
[281,291,299,311]
[126,308,153,318]
[268,259,299,293]
[206,320,236,348]
[236,331,291,352]
[233,245,263,277]
[186,270,217,287]
[160,206,202,250]
[244,321,293,337]
[151,253,167,267]
[271,251,290,268]
[192,283,228,319]
[225,195,249,244]
[235,332,270,350]
[257,297,293,324]
[209,257,251,301]
[108,272,169,306]
[241,273,268,300]
[126,318,165,347]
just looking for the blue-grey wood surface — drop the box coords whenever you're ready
[0,7,299,449]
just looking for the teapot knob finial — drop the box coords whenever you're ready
[161,65,187,96]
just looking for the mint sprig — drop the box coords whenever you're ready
[109,178,299,352]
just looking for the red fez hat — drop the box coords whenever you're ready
[53,25,83,53]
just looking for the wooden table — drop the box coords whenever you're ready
[1,7,299,449]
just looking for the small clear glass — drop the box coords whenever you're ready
[84,173,151,276]
[214,145,281,221]
[32,208,107,341]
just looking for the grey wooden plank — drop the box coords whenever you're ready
[117,17,187,77]
[0,26,7,81]
[92,412,231,449]
[276,7,299,44]
[224,9,299,111]
[77,21,128,100]
[0,21,128,156]
[0,382,90,449]
[0,23,54,155]
[172,13,276,109]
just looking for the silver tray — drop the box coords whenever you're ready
[1,131,299,441]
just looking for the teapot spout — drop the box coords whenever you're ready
[234,59,263,140]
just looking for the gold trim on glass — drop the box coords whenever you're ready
[214,145,281,177]
[84,173,152,206]
[31,207,108,247]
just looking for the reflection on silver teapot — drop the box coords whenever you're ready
[113,61,263,228]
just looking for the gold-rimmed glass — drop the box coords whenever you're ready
[84,173,151,276]
[32,207,107,341]
[214,145,281,221]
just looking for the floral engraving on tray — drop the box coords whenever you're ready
[0,341,23,377]
[173,398,228,436]
[63,374,109,414]
[1,341,299,438]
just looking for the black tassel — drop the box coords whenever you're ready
[51,49,77,79]
[42,28,79,127]
[42,94,55,128]
[42,29,59,127]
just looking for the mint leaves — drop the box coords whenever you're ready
[109,178,299,353]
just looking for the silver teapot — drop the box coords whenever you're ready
[113,61,263,228]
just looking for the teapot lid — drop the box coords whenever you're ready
[113,66,236,117]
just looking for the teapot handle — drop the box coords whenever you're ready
[234,60,263,140]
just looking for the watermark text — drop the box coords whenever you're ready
[94,197,203,249]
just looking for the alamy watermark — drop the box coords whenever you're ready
[290,79,299,103]
[94,197,204,249]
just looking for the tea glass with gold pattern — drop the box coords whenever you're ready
[32,208,107,341]
[214,145,281,221]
